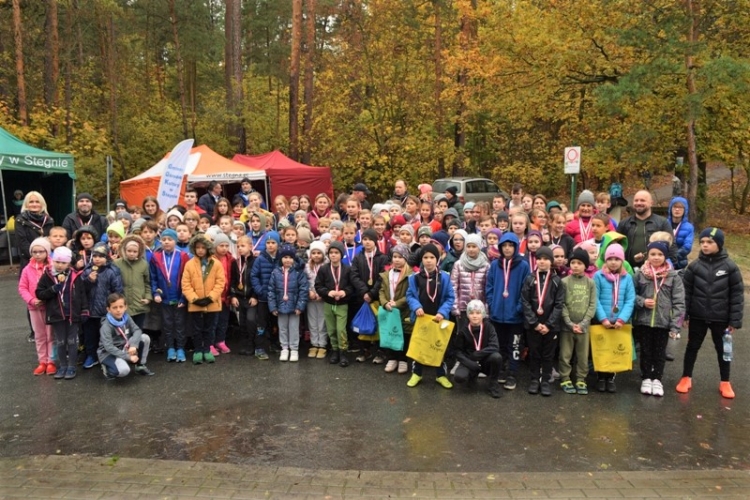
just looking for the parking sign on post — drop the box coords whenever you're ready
[564,147,581,174]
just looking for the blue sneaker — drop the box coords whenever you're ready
[64,367,76,380]
[167,348,177,362]
[176,348,186,363]
[82,356,98,369]
[54,367,66,379]
[255,349,269,360]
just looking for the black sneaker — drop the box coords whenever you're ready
[329,350,340,365]
[339,353,350,368]
[597,379,607,392]
[540,381,552,397]
[606,379,617,393]
[135,364,155,376]
[528,379,540,394]
[488,382,503,399]
[503,375,517,390]
[27,332,35,343]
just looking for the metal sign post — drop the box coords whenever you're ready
[564,147,581,210]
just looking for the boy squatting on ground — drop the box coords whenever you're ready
[98,292,155,378]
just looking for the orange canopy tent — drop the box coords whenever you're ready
[232,150,333,202]
[120,144,266,206]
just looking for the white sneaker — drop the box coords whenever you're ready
[280,349,289,362]
[289,350,299,362]
[651,379,664,397]
[384,360,398,373]
[478,372,487,378]
[450,361,460,375]
[640,378,653,395]
[397,361,409,374]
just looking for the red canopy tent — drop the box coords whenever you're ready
[232,150,333,202]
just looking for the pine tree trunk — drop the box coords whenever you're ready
[434,0,445,178]
[64,1,73,144]
[301,0,316,165]
[44,0,60,114]
[231,0,246,153]
[106,15,125,176]
[12,0,28,126]
[452,0,477,176]
[169,0,189,139]
[289,0,303,161]
[685,0,700,223]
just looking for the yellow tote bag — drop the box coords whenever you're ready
[406,314,455,367]
[590,324,633,373]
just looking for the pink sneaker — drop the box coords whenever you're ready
[210,345,220,357]
[216,341,231,354]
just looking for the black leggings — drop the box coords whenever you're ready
[682,319,731,381]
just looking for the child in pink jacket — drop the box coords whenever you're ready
[18,237,56,375]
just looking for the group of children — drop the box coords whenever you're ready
[16,184,742,400]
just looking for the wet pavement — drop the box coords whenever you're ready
[1,274,749,476]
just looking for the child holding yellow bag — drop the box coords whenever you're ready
[593,243,635,393]
[405,244,455,389]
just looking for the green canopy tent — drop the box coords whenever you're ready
[0,126,76,264]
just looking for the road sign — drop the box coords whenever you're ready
[564,147,581,174]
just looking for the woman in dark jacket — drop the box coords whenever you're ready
[15,191,55,270]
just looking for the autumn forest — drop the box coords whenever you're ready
[2,0,750,214]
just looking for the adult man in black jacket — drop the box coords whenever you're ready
[62,193,108,240]
[616,190,672,269]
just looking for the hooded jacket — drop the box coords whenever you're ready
[182,234,225,313]
[593,268,636,324]
[150,244,188,305]
[521,270,565,332]
[113,235,153,316]
[97,314,145,363]
[450,252,490,316]
[406,267,455,322]
[251,248,280,302]
[633,265,685,331]
[350,247,389,301]
[19,257,49,311]
[83,259,124,318]
[667,196,694,270]
[230,254,257,302]
[378,265,414,324]
[35,268,89,323]
[454,319,500,370]
[485,233,530,324]
[71,225,100,269]
[682,248,743,328]
[268,265,309,314]
[595,232,634,275]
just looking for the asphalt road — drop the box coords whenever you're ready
[1,275,748,473]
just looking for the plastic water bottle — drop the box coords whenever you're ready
[723,330,733,362]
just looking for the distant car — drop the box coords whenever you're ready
[432,177,508,204]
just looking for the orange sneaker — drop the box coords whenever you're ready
[45,363,57,375]
[676,376,692,393]
[720,381,735,399]
[33,363,47,376]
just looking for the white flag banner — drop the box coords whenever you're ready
[157,139,194,210]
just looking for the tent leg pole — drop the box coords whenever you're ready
[0,169,13,267]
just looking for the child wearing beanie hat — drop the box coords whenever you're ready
[81,237,123,370]
[405,239,455,390]
[592,242,636,393]
[559,246,598,395]
[306,240,329,359]
[249,228,281,360]
[35,244,87,379]
[677,226,743,399]
[113,235,153,348]
[314,238,355,367]
[632,238,686,397]
[19,237,55,375]
[269,243,309,362]
[350,225,390,363]
[521,240,564,396]
[453,299,503,398]
[378,242,414,373]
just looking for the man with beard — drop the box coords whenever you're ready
[198,181,223,215]
[391,180,409,206]
[62,193,108,240]
[617,190,672,269]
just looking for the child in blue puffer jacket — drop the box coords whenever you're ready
[268,244,309,362]
[82,242,123,370]
[593,243,635,393]
[667,196,694,270]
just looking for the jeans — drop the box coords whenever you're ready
[53,321,80,369]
